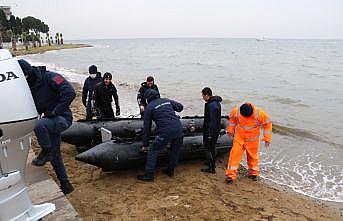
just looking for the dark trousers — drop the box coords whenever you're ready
[145,135,183,173]
[204,134,219,170]
[34,116,71,182]
[86,100,93,120]
[100,106,114,119]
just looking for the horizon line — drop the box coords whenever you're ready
[65,36,343,41]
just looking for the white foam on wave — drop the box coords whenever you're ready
[258,141,343,203]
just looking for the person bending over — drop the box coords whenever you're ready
[18,59,76,194]
[137,89,183,182]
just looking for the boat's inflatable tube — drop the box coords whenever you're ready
[75,134,232,171]
[62,116,229,147]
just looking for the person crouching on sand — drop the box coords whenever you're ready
[226,102,272,184]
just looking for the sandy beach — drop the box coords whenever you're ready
[9,44,91,57]
[32,83,342,221]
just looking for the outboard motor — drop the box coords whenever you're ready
[0,49,55,221]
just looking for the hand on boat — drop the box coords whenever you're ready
[140,146,149,153]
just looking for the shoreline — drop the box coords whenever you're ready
[40,81,342,220]
[9,43,92,57]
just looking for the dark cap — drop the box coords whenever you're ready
[240,103,253,117]
[147,76,154,82]
[89,65,98,74]
[103,72,112,80]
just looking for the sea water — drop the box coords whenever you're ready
[21,38,343,202]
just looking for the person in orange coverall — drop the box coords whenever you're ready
[226,102,272,184]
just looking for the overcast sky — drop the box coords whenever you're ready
[5,0,343,40]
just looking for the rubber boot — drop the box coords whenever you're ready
[32,149,53,166]
[248,175,258,181]
[137,172,154,182]
[60,180,74,195]
[201,151,216,174]
[162,168,174,177]
[201,167,216,174]
[226,177,233,184]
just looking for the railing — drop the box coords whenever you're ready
[1,41,54,50]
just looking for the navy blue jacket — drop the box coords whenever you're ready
[203,96,222,139]
[82,73,102,106]
[28,67,76,123]
[137,82,159,107]
[143,90,183,146]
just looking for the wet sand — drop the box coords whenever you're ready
[41,84,342,221]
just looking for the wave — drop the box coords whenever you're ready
[181,61,225,69]
[264,95,310,108]
[273,124,343,149]
[259,146,343,202]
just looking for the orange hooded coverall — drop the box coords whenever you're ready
[226,103,272,180]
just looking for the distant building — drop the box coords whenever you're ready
[0,6,12,20]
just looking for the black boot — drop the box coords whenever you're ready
[162,168,174,177]
[201,167,216,174]
[32,149,53,166]
[226,177,233,184]
[60,180,74,195]
[248,175,258,181]
[137,172,154,182]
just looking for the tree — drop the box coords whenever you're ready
[46,33,51,46]
[0,11,50,49]
[30,32,37,47]
[0,9,9,49]
[22,32,29,50]
[55,32,60,45]
[40,22,49,34]
[37,32,41,47]
[13,17,23,36]
[6,29,16,51]
[8,16,23,50]
[22,16,50,47]
[60,32,63,44]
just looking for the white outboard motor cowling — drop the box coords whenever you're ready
[0,49,55,221]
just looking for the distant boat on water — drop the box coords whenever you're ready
[256,37,269,41]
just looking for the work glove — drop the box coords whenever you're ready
[140,145,149,153]
[116,107,120,116]
[44,111,56,118]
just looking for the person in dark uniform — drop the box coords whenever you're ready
[18,59,76,194]
[82,65,102,120]
[93,72,120,119]
[137,89,184,182]
[137,76,159,117]
[201,87,222,174]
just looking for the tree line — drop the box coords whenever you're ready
[0,9,64,51]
